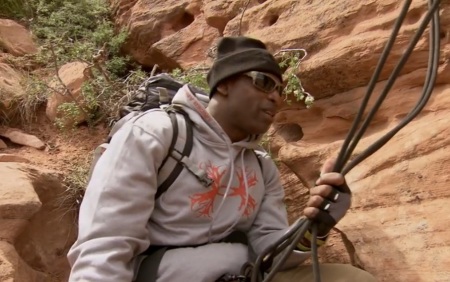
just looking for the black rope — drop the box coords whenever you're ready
[334,0,414,172]
[338,0,441,174]
[251,0,441,281]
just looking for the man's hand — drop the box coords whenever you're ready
[303,158,352,236]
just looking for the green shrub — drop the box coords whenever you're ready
[171,68,210,92]
[278,50,315,107]
[29,0,128,65]
[0,0,33,19]
[4,0,133,128]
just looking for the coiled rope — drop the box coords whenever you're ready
[250,0,441,281]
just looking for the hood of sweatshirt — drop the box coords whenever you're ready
[172,85,263,148]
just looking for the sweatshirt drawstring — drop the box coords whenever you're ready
[219,149,250,237]
[208,140,235,242]
[208,149,250,242]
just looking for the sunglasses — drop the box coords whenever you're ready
[243,71,284,95]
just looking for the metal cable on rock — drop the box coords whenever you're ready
[250,0,441,281]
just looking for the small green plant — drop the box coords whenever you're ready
[259,133,280,166]
[277,49,315,108]
[259,133,271,151]
[105,55,130,78]
[80,81,99,112]
[170,67,210,92]
[124,68,147,87]
[54,102,83,130]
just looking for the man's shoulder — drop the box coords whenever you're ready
[131,109,174,133]
[251,148,282,182]
[253,148,274,166]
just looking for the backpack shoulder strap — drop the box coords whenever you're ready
[252,149,264,174]
[155,108,194,199]
[155,107,213,199]
[157,110,181,172]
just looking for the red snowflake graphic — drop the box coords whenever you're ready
[229,168,258,216]
[189,162,258,218]
[189,162,226,217]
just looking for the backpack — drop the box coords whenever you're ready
[88,73,213,199]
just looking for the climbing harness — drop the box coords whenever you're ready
[247,0,442,281]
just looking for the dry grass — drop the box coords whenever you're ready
[55,155,91,221]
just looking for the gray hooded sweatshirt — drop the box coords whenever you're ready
[67,85,310,282]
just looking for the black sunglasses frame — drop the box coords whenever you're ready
[243,71,284,95]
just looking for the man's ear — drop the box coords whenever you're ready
[216,83,229,96]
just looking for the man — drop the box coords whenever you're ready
[68,36,376,282]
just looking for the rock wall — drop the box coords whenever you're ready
[0,0,449,281]
[111,0,449,96]
[276,72,450,282]
[0,163,77,282]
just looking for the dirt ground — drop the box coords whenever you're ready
[1,108,109,174]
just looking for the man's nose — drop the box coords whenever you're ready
[267,89,282,107]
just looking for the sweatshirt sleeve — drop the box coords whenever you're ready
[247,154,311,270]
[67,112,172,282]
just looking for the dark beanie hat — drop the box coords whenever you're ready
[207,36,283,96]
